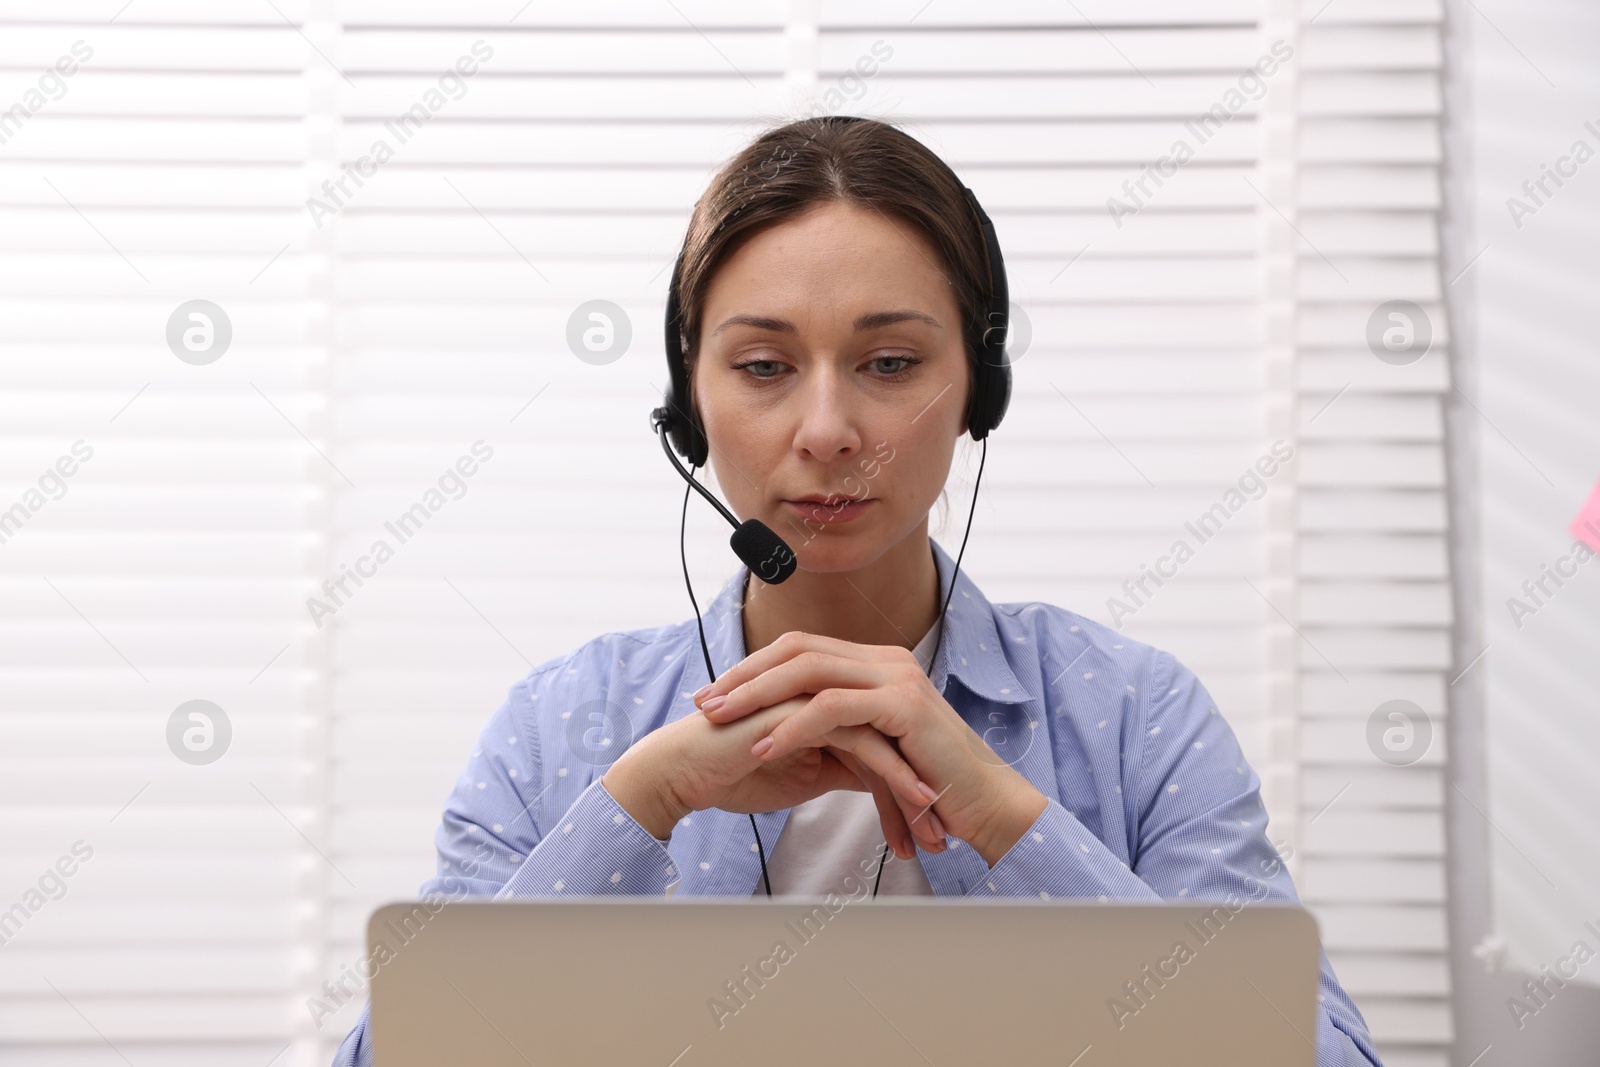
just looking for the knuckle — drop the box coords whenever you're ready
[809,688,837,715]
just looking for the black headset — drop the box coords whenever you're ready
[654,185,1013,465]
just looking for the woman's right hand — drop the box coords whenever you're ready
[600,695,947,860]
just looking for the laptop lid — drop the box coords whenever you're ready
[367,897,1321,1066]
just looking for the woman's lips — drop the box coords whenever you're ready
[784,498,876,525]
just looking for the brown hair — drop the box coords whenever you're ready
[670,116,993,404]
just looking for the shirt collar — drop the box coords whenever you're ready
[692,537,1033,708]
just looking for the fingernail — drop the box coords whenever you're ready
[926,809,946,840]
[750,736,774,758]
[702,694,726,713]
[916,780,939,804]
[902,833,916,857]
[692,684,713,703]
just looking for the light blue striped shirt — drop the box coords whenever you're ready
[333,538,1382,1066]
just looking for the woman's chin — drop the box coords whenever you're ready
[782,532,888,575]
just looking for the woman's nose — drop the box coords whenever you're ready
[791,369,862,461]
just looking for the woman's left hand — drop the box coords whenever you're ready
[694,631,1049,867]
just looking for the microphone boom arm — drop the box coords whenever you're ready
[652,408,742,528]
[651,408,797,585]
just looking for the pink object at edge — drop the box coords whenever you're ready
[1571,476,1600,552]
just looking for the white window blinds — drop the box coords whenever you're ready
[0,3,1450,1065]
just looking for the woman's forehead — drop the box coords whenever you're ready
[703,214,956,330]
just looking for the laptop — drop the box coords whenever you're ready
[367,897,1321,1066]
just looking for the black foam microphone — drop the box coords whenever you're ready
[650,408,798,585]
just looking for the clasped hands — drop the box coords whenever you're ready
[601,631,1047,868]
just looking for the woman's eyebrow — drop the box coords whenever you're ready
[711,309,942,335]
[854,309,942,332]
[712,313,795,336]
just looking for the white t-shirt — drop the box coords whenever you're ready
[750,620,942,897]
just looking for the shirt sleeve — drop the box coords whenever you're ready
[429,672,683,900]
[969,648,1384,1067]
[329,672,684,1065]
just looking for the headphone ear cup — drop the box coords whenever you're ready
[661,254,710,466]
[962,185,1011,441]
[660,379,709,468]
[685,404,709,468]
[985,350,1011,434]
[966,351,1010,440]
[964,354,986,440]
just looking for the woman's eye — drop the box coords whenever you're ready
[868,355,919,377]
[736,360,785,379]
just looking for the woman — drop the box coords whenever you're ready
[333,116,1381,1066]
